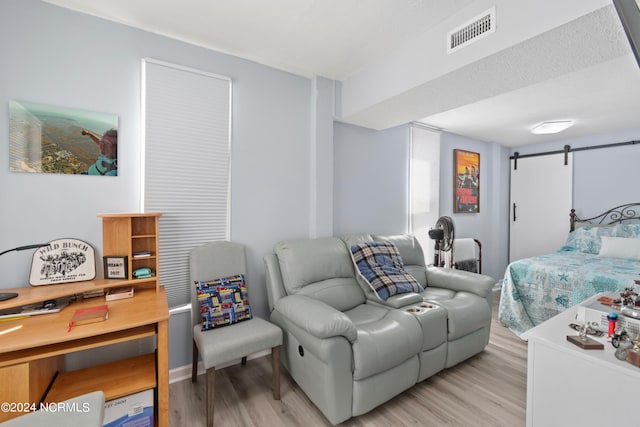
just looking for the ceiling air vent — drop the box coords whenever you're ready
[447,7,496,54]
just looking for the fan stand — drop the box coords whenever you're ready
[433,240,450,267]
[433,240,442,267]
[429,215,455,268]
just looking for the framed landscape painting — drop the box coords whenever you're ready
[9,100,118,176]
[454,149,480,213]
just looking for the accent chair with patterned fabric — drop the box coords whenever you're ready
[190,241,283,427]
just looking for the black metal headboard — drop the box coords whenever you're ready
[570,202,640,231]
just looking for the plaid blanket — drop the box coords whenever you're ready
[350,241,423,300]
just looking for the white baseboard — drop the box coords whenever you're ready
[169,349,271,384]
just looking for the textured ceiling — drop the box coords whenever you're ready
[40,0,640,146]
[423,55,640,146]
[41,0,473,80]
[417,5,640,146]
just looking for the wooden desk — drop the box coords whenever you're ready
[0,281,169,427]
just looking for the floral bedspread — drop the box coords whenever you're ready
[498,250,640,338]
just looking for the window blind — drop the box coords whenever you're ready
[142,59,231,307]
[409,125,441,265]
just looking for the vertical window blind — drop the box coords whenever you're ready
[142,59,232,308]
[409,125,441,265]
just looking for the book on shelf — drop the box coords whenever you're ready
[133,251,152,258]
[82,289,105,299]
[68,304,109,332]
[106,285,134,301]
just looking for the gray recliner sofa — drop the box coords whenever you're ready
[263,234,494,425]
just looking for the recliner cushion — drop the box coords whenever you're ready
[422,288,491,340]
[275,237,364,311]
[344,304,422,380]
[372,234,426,266]
[294,278,366,312]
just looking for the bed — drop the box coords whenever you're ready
[499,203,640,338]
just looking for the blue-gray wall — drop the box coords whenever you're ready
[3,0,638,373]
[332,124,512,282]
[333,122,411,235]
[1,0,317,371]
[439,132,511,282]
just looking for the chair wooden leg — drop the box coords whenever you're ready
[192,340,198,383]
[272,346,280,400]
[241,356,247,366]
[206,367,215,427]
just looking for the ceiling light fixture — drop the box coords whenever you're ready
[531,120,574,135]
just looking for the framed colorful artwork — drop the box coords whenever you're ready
[9,100,118,176]
[454,149,480,213]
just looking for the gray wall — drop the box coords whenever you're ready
[439,133,511,282]
[3,0,637,373]
[333,122,411,236]
[333,124,512,282]
[1,0,317,370]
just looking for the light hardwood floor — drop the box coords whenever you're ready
[170,291,527,426]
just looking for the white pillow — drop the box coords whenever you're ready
[598,236,640,260]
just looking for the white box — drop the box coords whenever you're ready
[103,389,154,427]
[582,296,640,336]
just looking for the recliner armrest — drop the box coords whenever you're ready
[264,253,287,312]
[426,267,494,298]
[274,295,358,342]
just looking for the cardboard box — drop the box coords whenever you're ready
[103,389,154,427]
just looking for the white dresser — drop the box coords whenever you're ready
[522,293,640,427]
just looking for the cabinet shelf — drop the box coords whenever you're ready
[46,353,156,403]
[0,325,156,367]
[0,279,156,311]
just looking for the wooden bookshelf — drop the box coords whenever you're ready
[98,212,161,287]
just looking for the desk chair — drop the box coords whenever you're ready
[190,241,283,427]
[0,391,104,427]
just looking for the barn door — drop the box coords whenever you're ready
[509,153,573,262]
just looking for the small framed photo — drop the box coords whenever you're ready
[103,256,128,279]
